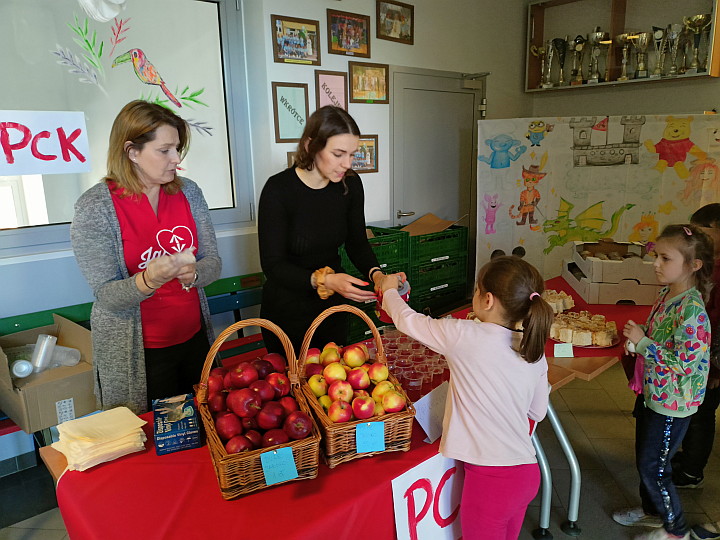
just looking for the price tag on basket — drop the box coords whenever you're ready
[356,422,385,453]
[260,447,298,485]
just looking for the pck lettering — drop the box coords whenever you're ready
[0,122,86,164]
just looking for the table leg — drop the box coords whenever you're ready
[531,432,553,539]
[546,402,582,536]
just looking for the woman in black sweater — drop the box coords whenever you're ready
[258,106,403,354]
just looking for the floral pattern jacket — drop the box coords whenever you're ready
[635,286,710,417]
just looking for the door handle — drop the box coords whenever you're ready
[397,210,415,219]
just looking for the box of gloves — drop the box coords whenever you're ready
[152,393,201,456]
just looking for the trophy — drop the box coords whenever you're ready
[530,42,548,88]
[543,39,555,87]
[701,22,713,71]
[588,27,608,83]
[615,33,633,81]
[570,35,587,85]
[651,26,667,78]
[683,14,712,73]
[633,32,652,78]
[551,37,568,85]
[666,23,684,76]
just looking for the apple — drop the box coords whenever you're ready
[352,396,375,420]
[324,341,341,353]
[373,401,386,417]
[263,352,287,373]
[382,391,407,413]
[210,366,227,378]
[257,401,286,430]
[241,417,258,430]
[278,396,299,416]
[318,395,332,411]
[343,344,367,368]
[226,388,262,418]
[327,400,353,423]
[214,411,243,441]
[305,347,321,364]
[225,434,253,454]
[305,363,324,378]
[283,411,313,440]
[353,389,370,399]
[251,358,275,379]
[226,362,259,389]
[328,380,353,403]
[308,374,329,397]
[320,347,341,366]
[262,428,290,448]
[265,372,291,398]
[371,380,396,402]
[244,429,262,449]
[249,380,275,403]
[359,363,371,373]
[342,364,352,374]
[346,367,371,390]
[207,392,227,413]
[368,362,389,384]
[207,373,225,394]
[323,362,347,384]
[358,342,370,360]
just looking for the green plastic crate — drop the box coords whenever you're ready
[340,226,410,278]
[345,302,385,345]
[409,282,469,315]
[408,256,468,297]
[392,225,468,265]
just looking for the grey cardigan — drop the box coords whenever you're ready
[70,178,221,414]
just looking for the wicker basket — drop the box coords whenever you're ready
[298,305,416,468]
[196,318,321,499]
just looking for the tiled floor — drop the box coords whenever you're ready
[1,363,718,539]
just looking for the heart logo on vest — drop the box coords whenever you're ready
[156,226,194,254]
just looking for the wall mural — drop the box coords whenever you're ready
[476,114,720,278]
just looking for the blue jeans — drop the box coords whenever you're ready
[633,395,691,536]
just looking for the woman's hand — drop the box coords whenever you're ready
[623,320,645,345]
[146,248,196,287]
[323,272,376,302]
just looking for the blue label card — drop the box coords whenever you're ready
[260,447,298,485]
[554,343,574,358]
[356,422,385,453]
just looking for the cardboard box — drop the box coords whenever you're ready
[562,260,661,305]
[571,241,658,285]
[0,315,95,433]
[152,394,201,456]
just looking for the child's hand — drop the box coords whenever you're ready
[623,320,645,345]
[379,274,402,293]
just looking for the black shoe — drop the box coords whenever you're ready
[674,470,704,489]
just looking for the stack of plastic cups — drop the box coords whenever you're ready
[30,334,57,374]
[404,369,423,402]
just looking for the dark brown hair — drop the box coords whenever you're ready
[477,256,554,363]
[105,100,190,196]
[656,223,714,302]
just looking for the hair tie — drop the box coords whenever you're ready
[529,292,540,301]
[683,226,693,236]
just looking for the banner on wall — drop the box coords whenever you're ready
[476,114,720,278]
[0,110,91,176]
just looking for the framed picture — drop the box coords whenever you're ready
[286,151,296,168]
[348,61,389,104]
[376,1,414,45]
[326,9,371,58]
[271,82,309,143]
[271,14,321,65]
[352,135,378,173]
[315,70,348,110]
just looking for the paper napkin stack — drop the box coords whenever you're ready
[52,407,147,471]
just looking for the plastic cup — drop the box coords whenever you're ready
[51,345,81,367]
[30,334,57,373]
[11,360,33,378]
[405,370,424,402]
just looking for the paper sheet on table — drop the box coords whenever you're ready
[413,381,449,443]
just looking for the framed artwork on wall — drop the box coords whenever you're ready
[271,14,321,65]
[315,70,348,110]
[352,135,378,173]
[271,82,309,143]
[348,61,389,104]
[376,1,414,45]
[326,9,371,58]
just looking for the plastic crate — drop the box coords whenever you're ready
[346,302,385,345]
[391,225,468,265]
[409,283,468,315]
[408,256,468,297]
[340,226,410,278]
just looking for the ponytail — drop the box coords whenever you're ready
[520,293,555,364]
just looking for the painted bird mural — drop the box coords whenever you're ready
[112,48,182,108]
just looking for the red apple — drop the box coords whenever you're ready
[207,373,225,394]
[327,400,353,423]
[359,363,371,373]
[308,374,328,397]
[262,428,290,448]
[368,362,390,384]
[328,380,353,403]
[305,363,324,378]
[214,411,243,441]
[352,396,376,420]
[226,388,262,418]
[225,434,253,454]
[373,401,386,417]
[251,358,275,379]
[346,367,371,390]
[265,372,291,398]
[207,392,227,413]
[257,401,286,430]
[210,366,227,378]
[343,344,367,367]
[226,362,259,389]
[353,389,370,400]
[371,380,396,402]
[263,353,287,373]
[283,411,313,440]
[278,396,299,416]
[358,343,370,360]
[244,429,262,449]
[305,347,321,364]
[241,417,258,430]
[249,380,275,403]
[382,391,407,413]
[323,362,347,384]
[320,347,341,366]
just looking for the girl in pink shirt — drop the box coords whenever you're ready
[380,256,553,540]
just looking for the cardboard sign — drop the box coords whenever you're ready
[356,421,385,453]
[392,453,463,540]
[412,381,448,443]
[0,110,91,175]
[553,342,574,357]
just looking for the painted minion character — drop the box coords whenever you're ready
[526,120,554,146]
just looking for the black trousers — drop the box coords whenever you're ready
[673,384,720,478]
[144,329,210,409]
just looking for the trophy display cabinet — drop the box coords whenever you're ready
[525,0,720,92]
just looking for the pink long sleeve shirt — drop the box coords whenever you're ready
[383,290,549,466]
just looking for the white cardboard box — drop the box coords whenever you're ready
[0,315,95,433]
[571,241,658,285]
[562,260,661,305]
